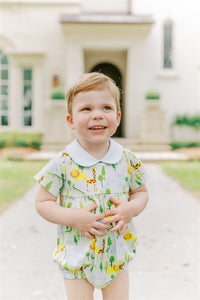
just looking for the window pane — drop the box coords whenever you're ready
[163,23,173,69]
[1,115,8,126]
[1,100,8,110]
[24,85,32,97]
[24,69,32,80]
[24,115,32,126]
[1,55,8,65]
[1,85,8,95]
[24,99,32,111]
[1,69,8,80]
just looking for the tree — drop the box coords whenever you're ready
[86,252,90,260]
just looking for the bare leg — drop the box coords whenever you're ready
[101,270,129,300]
[64,278,94,300]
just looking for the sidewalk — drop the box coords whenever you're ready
[0,163,200,300]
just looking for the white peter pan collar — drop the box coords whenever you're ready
[65,139,123,167]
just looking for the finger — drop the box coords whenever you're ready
[94,213,105,221]
[87,203,97,212]
[109,196,121,206]
[104,209,116,217]
[118,223,128,236]
[103,214,119,224]
[84,232,95,239]
[111,220,124,232]
[90,228,105,237]
[95,222,110,230]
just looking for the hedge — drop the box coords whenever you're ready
[173,114,200,129]
[170,141,200,150]
[0,131,43,149]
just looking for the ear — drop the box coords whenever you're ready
[116,112,121,126]
[66,114,75,129]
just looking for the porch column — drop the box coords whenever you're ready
[125,47,140,140]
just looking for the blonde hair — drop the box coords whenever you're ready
[66,72,121,115]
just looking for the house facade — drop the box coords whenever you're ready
[0,0,200,149]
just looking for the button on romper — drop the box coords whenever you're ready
[35,139,149,288]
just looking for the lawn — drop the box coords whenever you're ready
[160,161,200,197]
[0,159,46,213]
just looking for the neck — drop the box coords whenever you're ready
[77,139,110,160]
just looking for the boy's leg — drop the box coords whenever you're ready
[101,270,129,300]
[64,278,94,300]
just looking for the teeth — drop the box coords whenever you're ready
[90,126,105,130]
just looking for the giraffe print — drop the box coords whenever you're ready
[86,167,97,192]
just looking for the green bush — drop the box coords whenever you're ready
[0,131,43,149]
[170,141,200,150]
[173,114,200,129]
[145,90,160,100]
[50,86,66,100]
[0,141,5,148]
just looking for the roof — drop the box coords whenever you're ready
[60,13,154,25]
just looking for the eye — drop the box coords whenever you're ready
[103,106,112,111]
[82,107,91,111]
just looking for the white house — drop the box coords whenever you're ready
[0,0,200,149]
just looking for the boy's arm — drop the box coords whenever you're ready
[35,185,110,239]
[103,183,149,235]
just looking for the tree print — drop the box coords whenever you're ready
[100,262,103,272]
[86,252,90,260]
[107,236,112,248]
[109,255,115,266]
[67,202,72,208]
[45,181,53,190]
[74,235,78,245]
[107,198,113,209]
[104,260,109,271]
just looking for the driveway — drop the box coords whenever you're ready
[0,163,199,300]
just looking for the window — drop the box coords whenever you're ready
[0,50,9,126]
[163,21,173,69]
[22,68,33,126]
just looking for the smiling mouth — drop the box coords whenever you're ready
[89,126,107,130]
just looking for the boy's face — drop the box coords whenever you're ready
[67,88,121,149]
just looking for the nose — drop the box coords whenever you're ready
[92,109,104,119]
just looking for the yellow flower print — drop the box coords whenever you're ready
[89,239,99,253]
[53,242,65,255]
[123,231,137,244]
[108,263,119,275]
[127,164,131,175]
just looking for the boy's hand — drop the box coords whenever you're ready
[103,196,133,235]
[73,203,110,239]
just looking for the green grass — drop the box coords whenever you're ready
[0,160,46,213]
[160,161,200,197]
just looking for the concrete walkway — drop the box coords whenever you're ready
[0,163,199,300]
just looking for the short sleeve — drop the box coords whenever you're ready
[127,150,149,191]
[34,154,65,197]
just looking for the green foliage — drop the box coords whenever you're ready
[170,141,200,150]
[0,141,5,148]
[145,90,160,100]
[0,131,43,149]
[0,160,46,212]
[160,161,200,196]
[50,86,66,100]
[173,114,200,129]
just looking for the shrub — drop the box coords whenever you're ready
[145,90,160,100]
[50,86,66,100]
[170,141,200,150]
[0,131,43,149]
[173,114,200,129]
[0,141,5,148]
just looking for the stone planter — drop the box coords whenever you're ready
[140,99,169,144]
